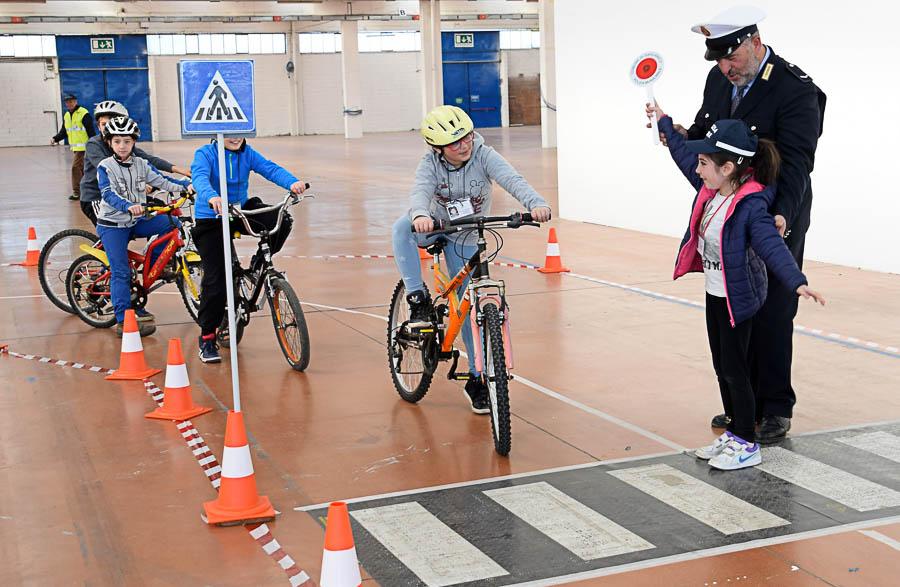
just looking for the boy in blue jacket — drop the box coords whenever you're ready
[651,107,825,470]
[191,137,307,363]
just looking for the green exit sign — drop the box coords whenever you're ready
[454,33,474,48]
[91,38,115,54]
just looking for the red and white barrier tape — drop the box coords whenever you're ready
[0,346,313,586]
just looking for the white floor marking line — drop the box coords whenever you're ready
[301,298,686,452]
[350,501,508,587]
[510,371,686,452]
[294,451,679,513]
[506,515,900,586]
[858,529,900,551]
[484,481,655,560]
[758,447,900,511]
[835,431,900,463]
[0,294,45,299]
[608,464,790,535]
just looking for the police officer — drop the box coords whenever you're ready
[650,7,826,443]
[51,92,96,201]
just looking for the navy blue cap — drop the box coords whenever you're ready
[686,119,758,158]
[62,92,77,100]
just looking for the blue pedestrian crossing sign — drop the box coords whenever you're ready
[179,60,255,136]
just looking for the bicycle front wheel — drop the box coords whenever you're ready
[482,303,511,456]
[176,258,203,324]
[66,254,117,328]
[39,229,99,314]
[268,277,310,371]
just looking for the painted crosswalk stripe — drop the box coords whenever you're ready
[484,481,655,560]
[758,447,900,511]
[608,464,790,535]
[350,502,508,587]
[836,431,900,463]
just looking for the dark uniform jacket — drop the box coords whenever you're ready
[687,49,826,248]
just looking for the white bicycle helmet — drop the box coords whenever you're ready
[103,116,140,140]
[94,100,128,120]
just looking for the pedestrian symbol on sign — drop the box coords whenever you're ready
[190,71,247,124]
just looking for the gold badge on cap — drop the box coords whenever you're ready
[700,25,711,36]
[762,63,774,81]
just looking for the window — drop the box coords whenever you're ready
[146,33,287,56]
[0,35,55,58]
[500,29,540,50]
[297,32,342,54]
[297,31,420,54]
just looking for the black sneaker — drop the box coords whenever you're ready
[198,335,222,363]
[464,378,491,415]
[68,194,79,201]
[405,290,432,327]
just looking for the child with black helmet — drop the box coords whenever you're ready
[650,104,825,470]
[95,116,192,337]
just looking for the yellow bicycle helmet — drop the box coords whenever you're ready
[420,105,474,147]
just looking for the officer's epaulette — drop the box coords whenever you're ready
[784,62,813,83]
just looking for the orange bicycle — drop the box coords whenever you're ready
[387,212,539,455]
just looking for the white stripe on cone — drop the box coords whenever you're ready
[546,243,561,257]
[321,546,362,587]
[164,362,190,388]
[121,331,143,353]
[26,239,38,251]
[222,445,255,478]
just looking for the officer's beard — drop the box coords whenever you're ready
[731,50,762,88]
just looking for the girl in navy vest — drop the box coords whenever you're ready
[650,107,825,470]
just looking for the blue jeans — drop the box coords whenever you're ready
[97,215,181,323]
[392,215,479,375]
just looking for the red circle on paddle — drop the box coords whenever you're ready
[635,58,659,80]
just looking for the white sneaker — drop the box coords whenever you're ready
[695,432,732,460]
[709,438,761,470]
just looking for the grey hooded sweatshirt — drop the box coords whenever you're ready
[407,132,548,231]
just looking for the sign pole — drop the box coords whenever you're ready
[216,132,241,413]
[646,85,659,145]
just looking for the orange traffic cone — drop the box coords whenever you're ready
[106,309,161,380]
[320,501,362,587]
[20,227,39,266]
[537,227,570,274]
[418,247,431,261]
[146,339,212,421]
[203,410,275,525]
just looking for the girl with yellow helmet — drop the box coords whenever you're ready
[391,105,552,414]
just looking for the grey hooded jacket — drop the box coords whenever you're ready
[407,132,548,229]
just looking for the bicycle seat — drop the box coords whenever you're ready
[423,236,448,256]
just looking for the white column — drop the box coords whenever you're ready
[430,0,443,108]
[539,0,557,148]
[419,0,443,114]
[288,21,301,136]
[340,19,363,139]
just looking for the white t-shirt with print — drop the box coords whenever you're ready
[697,192,733,298]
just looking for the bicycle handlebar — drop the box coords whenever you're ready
[142,191,195,218]
[412,212,541,236]
[227,187,311,238]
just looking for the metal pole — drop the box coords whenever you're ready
[217,133,242,413]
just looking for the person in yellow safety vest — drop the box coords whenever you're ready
[51,92,96,201]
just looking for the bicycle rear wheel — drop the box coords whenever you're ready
[39,229,99,314]
[482,302,511,456]
[387,280,437,403]
[66,254,117,328]
[268,277,310,371]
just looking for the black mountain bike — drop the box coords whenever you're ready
[218,192,311,372]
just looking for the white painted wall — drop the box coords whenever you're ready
[150,54,293,141]
[0,59,60,147]
[505,49,539,78]
[298,51,422,135]
[556,0,900,274]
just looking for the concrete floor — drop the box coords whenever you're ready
[1,126,898,586]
